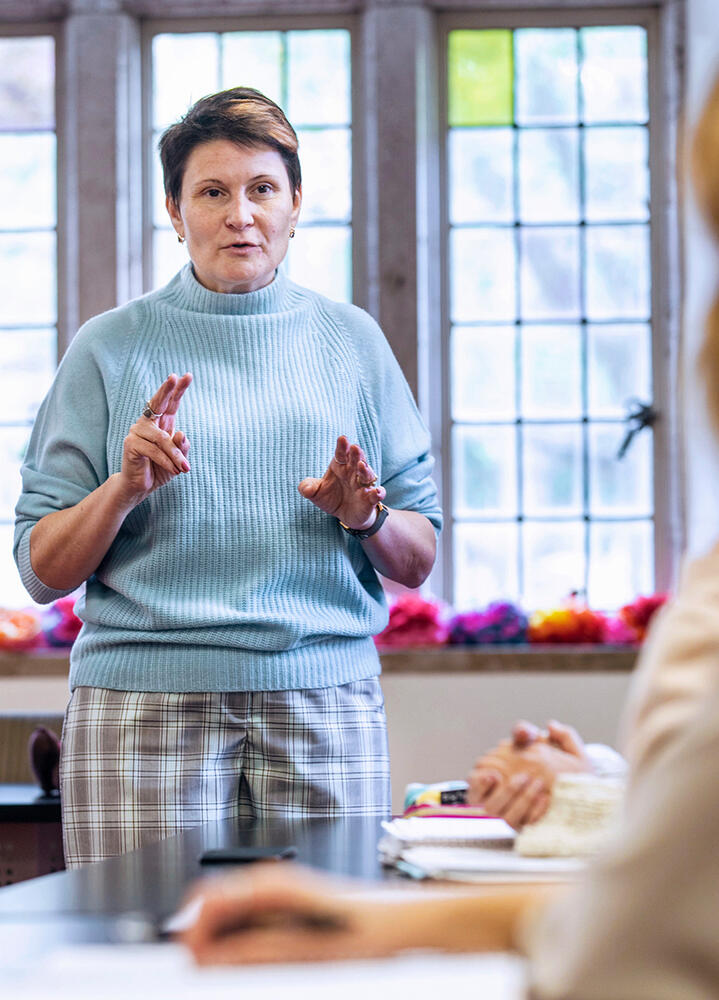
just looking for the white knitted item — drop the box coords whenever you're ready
[515,773,624,858]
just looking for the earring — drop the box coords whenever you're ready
[289,228,296,239]
[177,234,185,244]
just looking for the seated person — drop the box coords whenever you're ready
[467,719,627,829]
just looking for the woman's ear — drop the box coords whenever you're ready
[291,185,302,226]
[166,194,183,234]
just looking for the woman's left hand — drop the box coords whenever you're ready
[299,436,386,530]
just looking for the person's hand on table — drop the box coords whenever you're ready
[299,435,386,531]
[467,720,594,830]
[181,863,421,966]
[119,373,193,505]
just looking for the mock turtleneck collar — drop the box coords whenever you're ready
[173,264,292,315]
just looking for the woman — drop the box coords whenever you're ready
[179,76,719,998]
[14,87,441,867]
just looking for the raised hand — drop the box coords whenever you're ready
[119,373,193,504]
[298,435,387,531]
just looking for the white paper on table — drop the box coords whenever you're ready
[382,817,516,846]
[5,943,527,1000]
[400,845,584,882]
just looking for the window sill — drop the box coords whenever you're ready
[0,645,638,678]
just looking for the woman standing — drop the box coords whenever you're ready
[14,87,441,867]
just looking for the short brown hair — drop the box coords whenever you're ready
[159,87,301,206]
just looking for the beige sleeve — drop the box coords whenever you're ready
[619,540,719,773]
[525,680,719,999]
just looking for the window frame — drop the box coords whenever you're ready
[140,14,364,306]
[0,0,685,629]
[433,4,683,606]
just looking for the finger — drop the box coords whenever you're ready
[130,426,189,473]
[145,373,180,419]
[172,429,190,458]
[480,773,530,817]
[128,439,183,477]
[547,720,585,757]
[512,720,543,749]
[347,443,367,479]
[466,768,497,804]
[526,790,551,826]
[298,477,322,499]
[334,436,350,464]
[355,459,378,488]
[372,486,387,502]
[502,778,547,830]
[163,372,193,418]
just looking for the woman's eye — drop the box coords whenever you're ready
[206,188,223,198]
[255,184,273,195]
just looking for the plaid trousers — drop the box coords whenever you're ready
[60,678,390,868]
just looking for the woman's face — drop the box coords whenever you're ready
[167,139,301,294]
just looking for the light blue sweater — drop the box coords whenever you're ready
[14,266,442,692]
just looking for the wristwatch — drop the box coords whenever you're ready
[339,502,389,540]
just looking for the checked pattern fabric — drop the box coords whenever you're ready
[60,679,390,868]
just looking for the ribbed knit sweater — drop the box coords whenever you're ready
[14,266,442,692]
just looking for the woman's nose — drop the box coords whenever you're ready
[226,193,253,228]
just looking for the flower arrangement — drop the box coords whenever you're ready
[448,602,527,645]
[375,592,670,650]
[374,594,449,649]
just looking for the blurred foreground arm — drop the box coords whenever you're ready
[181,864,556,966]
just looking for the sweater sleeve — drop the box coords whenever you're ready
[13,315,115,603]
[334,303,442,532]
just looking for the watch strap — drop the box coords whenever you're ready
[340,502,389,540]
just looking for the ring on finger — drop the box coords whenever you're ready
[142,401,163,420]
[357,475,378,487]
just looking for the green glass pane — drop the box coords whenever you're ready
[448,30,513,126]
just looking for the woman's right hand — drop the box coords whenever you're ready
[119,373,193,505]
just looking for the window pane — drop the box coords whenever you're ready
[522,521,585,607]
[449,128,514,224]
[518,128,579,223]
[589,424,653,517]
[287,30,350,126]
[297,129,351,223]
[520,227,580,320]
[221,32,283,104]
[521,325,582,418]
[588,520,653,608]
[285,225,351,301]
[453,425,517,517]
[448,30,513,126]
[584,127,649,222]
[451,228,516,322]
[587,323,651,418]
[0,524,31,609]
[515,29,578,125]
[0,426,29,521]
[0,328,55,422]
[0,133,56,229]
[0,37,54,129]
[580,27,648,124]
[153,227,189,288]
[522,423,583,516]
[0,232,56,325]
[153,33,219,129]
[585,225,651,320]
[452,326,516,421]
[454,522,519,609]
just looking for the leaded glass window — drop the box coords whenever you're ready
[0,35,57,607]
[447,25,653,610]
[150,29,352,301]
